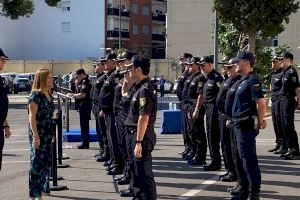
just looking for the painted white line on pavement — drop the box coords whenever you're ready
[2,161,29,164]
[3,149,28,152]
[179,174,220,199]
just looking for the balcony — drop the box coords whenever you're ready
[152,34,165,41]
[107,8,130,17]
[152,14,166,22]
[107,30,130,39]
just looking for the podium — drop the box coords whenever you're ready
[160,110,181,134]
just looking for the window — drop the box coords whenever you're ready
[142,25,149,34]
[108,3,112,8]
[132,3,138,14]
[61,22,71,32]
[133,24,139,34]
[61,0,70,11]
[142,5,150,16]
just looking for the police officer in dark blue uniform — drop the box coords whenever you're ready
[0,48,11,170]
[268,56,285,154]
[278,52,300,159]
[185,57,207,165]
[216,58,239,182]
[99,53,124,175]
[91,61,109,161]
[68,69,92,149]
[119,68,138,198]
[231,51,266,200]
[176,53,193,157]
[124,55,157,200]
[199,55,223,171]
[113,51,137,185]
[223,60,244,195]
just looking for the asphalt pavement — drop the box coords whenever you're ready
[0,96,300,200]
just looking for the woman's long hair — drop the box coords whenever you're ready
[31,68,52,92]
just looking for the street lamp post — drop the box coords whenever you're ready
[119,0,122,49]
[214,10,219,69]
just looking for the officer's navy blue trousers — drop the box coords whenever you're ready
[271,100,285,148]
[204,103,221,166]
[115,110,130,176]
[229,126,247,188]
[219,113,236,175]
[79,103,91,146]
[279,98,299,151]
[97,116,109,157]
[234,125,261,194]
[0,128,4,170]
[129,127,157,200]
[180,101,190,152]
[186,104,207,161]
[105,113,124,166]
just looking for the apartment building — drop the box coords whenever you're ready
[105,0,167,58]
[0,0,105,60]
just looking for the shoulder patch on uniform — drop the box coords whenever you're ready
[115,78,119,84]
[190,82,195,86]
[217,82,221,87]
[198,82,203,88]
[292,76,297,83]
[139,97,146,107]
[105,80,110,84]
[81,84,86,89]
[215,73,219,78]
[143,83,149,89]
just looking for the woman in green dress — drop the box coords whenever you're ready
[28,69,55,200]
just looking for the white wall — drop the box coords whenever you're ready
[0,0,105,60]
[166,0,214,59]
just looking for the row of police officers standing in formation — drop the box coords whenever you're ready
[67,52,157,200]
[176,51,300,200]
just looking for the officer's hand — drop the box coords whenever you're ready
[4,127,11,138]
[66,93,73,98]
[134,143,142,159]
[259,120,267,129]
[226,120,233,128]
[33,137,40,149]
[192,110,199,119]
[99,111,105,117]
[297,103,300,110]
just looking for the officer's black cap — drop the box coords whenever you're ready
[278,52,293,60]
[74,68,86,78]
[177,53,193,61]
[100,53,117,61]
[187,57,201,65]
[271,55,281,62]
[125,55,150,70]
[198,55,214,65]
[218,56,230,65]
[117,51,138,61]
[232,51,255,63]
[0,48,10,60]
[224,58,235,68]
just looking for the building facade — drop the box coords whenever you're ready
[167,0,300,64]
[0,0,105,60]
[105,0,167,58]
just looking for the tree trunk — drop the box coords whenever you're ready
[248,30,256,53]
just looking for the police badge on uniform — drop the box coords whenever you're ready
[115,78,119,84]
[139,97,146,107]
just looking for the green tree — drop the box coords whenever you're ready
[0,0,61,19]
[214,0,299,53]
